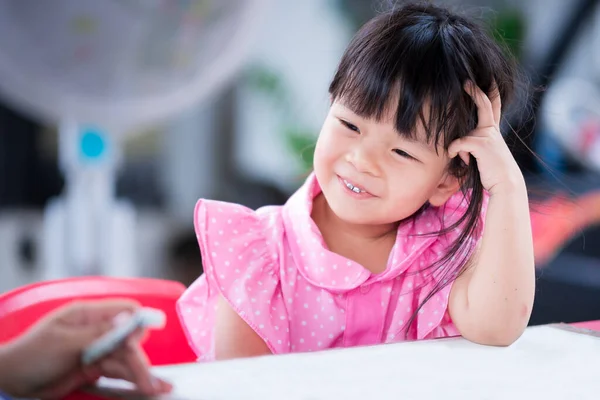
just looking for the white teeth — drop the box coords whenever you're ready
[343,179,363,193]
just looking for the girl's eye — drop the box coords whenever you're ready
[340,119,359,133]
[393,149,414,160]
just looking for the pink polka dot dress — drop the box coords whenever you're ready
[177,173,488,361]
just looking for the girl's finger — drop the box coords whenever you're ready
[489,81,502,126]
[459,151,470,166]
[448,136,489,160]
[464,81,495,129]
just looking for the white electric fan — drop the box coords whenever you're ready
[0,0,268,279]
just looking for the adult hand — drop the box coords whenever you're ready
[0,299,172,399]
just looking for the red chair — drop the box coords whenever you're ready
[0,276,196,366]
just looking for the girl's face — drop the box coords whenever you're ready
[313,100,460,226]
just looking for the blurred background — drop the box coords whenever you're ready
[0,0,599,327]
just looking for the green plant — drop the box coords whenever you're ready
[487,9,526,60]
[244,64,317,173]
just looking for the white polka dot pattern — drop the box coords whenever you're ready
[177,173,488,361]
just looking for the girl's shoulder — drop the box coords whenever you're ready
[178,199,290,359]
[193,198,285,264]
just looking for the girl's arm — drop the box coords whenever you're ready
[447,82,535,346]
[449,180,535,346]
[214,295,272,360]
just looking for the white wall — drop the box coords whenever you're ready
[233,0,352,192]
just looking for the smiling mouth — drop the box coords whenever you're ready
[343,179,366,194]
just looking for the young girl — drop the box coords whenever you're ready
[177,2,535,361]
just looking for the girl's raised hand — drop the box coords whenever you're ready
[448,82,525,195]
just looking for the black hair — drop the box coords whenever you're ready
[328,1,524,337]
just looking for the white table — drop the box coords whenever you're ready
[93,324,600,400]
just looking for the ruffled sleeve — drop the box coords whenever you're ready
[412,191,490,340]
[176,199,290,361]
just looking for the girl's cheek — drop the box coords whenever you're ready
[320,128,346,157]
[314,134,334,165]
[312,138,327,172]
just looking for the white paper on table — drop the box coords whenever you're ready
[91,324,600,400]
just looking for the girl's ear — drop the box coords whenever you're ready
[428,172,460,207]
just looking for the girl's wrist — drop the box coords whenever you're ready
[488,175,527,198]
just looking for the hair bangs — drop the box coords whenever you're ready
[329,7,498,153]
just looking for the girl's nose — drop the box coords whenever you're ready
[345,143,381,177]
